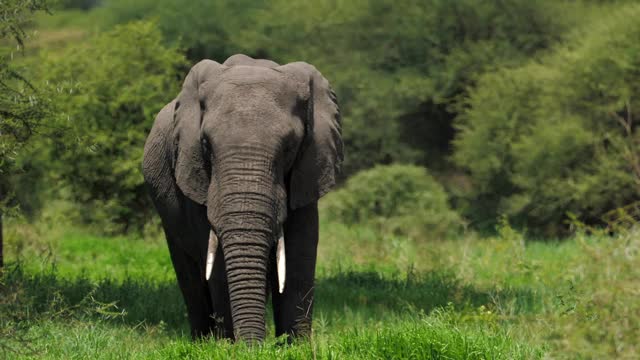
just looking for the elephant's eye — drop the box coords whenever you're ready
[201,137,211,157]
[201,136,213,175]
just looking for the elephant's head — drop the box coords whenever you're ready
[171,54,342,341]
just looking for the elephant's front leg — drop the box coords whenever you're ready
[271,201,319,339]
[151,195,216,339]
[165,237,215,339]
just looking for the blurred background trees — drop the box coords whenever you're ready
[4,0,639,237]
[28,21,186,233]
[453,4,640,232]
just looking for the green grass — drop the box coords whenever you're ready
[2,220,638,359]
[19,232,175,282]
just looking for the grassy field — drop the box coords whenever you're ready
[1,218,638,359]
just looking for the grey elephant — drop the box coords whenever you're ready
[142,54,342,342]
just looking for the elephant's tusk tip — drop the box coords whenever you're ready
[206,252,214,280]
[206,230,218,281]
[277,231,286,294]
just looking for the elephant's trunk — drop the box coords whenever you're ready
[222,228,270,341]
[208,147,283,342]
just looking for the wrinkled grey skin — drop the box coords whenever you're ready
[142,54,342,342]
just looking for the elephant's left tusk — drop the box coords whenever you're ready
[206,230,218,281]
[277,229,286,294]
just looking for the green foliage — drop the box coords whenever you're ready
[453,3,640,233]
[0,0,49,46]
[0,1,54,273]
[0,63,51,170]
[85,0,585,177]
[233,0,585,175]
[5,1,640,357]
[322,165,464,239]
[0,0,51,182]
[93,0,264,61]
[30,21,186,233]
[9,0,640,235]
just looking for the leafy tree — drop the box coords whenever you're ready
[453,3,640,233]
[33,21,186,233]
[0,0,50,267]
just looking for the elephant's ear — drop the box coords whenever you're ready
[172,59,223,204]
[279,62,343,209]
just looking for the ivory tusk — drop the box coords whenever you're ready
[206,230,218,281]
[276,230,286,294]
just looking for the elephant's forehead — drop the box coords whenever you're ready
[218,66,298,92]
[201,66,304,113]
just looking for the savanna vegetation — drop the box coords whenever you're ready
[1,0,639,358]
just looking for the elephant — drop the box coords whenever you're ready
[142,54,342,342]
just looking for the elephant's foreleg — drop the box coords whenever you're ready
[271,201,319,339]
[166,238,215,339]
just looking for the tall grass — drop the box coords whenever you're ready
[2,218,638,358]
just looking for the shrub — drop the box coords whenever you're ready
[322,164,464,239]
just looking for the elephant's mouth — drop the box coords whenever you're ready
[205,228,287,294]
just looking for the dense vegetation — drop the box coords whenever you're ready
[2,0,638,235]
[30,21,186,232]
[454,4,640,231]
[2,1,640,358]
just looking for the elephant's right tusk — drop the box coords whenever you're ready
[206,230,218,281]
[276,230,286,294]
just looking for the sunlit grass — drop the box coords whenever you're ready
[2,220,638,358]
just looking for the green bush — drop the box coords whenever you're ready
[28,21,186,233]
[322,165,464,239]
[453,3,640,233]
